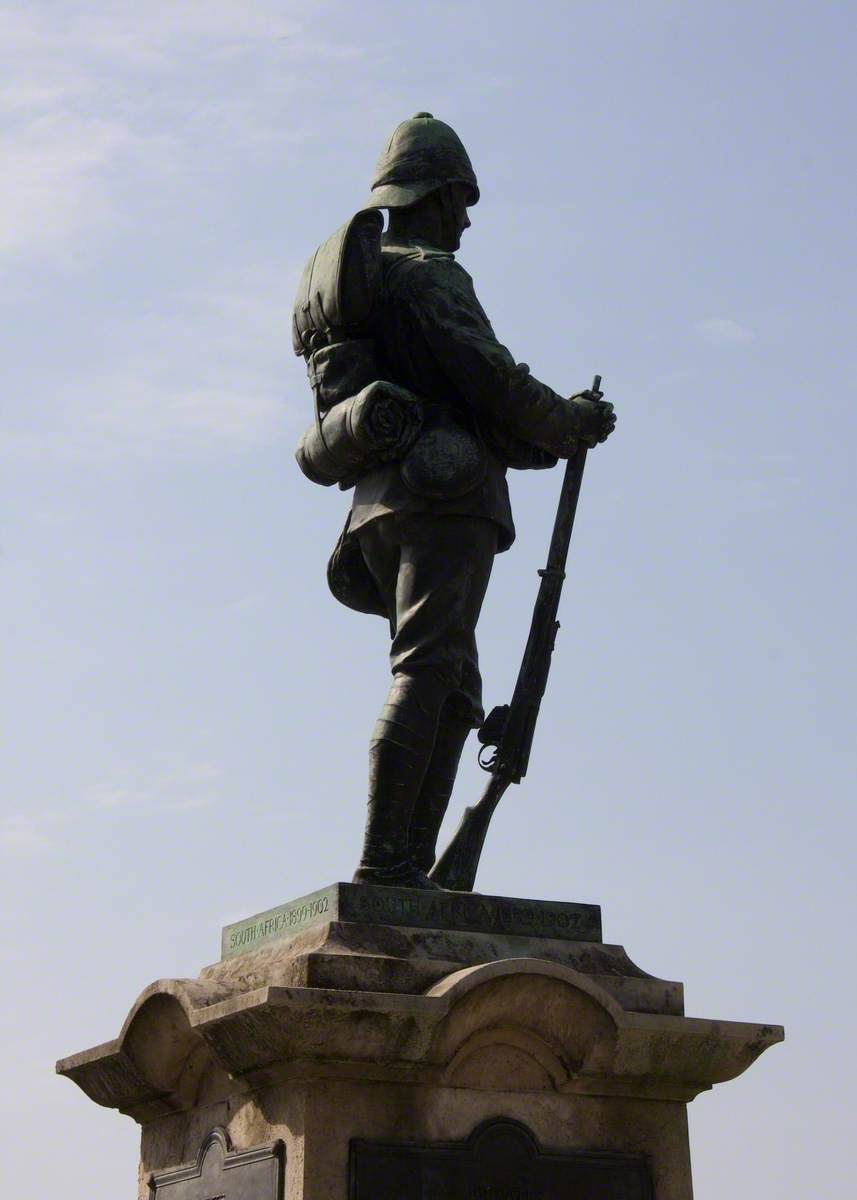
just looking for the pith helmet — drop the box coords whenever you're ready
[365,112,479,210]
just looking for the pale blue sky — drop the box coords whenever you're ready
[2,2,855,1196]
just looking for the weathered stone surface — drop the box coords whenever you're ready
[58,954,781,1109]
[57,894,783,1200]
[221,883,602,958]
[205,916,684,1016]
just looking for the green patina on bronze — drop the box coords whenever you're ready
[291,115,616,892]
[221,883,602,958]
[364,111,480,210]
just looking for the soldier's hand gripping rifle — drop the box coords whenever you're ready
[429,376,606,891]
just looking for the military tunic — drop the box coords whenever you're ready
[352,236,580,726]
[350,237,577,551]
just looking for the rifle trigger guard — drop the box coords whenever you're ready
[476,704,509,772]
[478,744,498,772]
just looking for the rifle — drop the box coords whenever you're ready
[428,375,603,891]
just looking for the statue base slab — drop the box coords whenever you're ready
[57,884,783,1199]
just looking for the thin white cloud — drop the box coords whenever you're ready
[0,115,121,257]
[89,380,284,450]
[694,316,756,346]
[0,759,223,855]
[0,815,54,855]
[30,509,75,528]
[0,3,299,71]
[223,592,269,614]
[0,2,375,459]
[0,83,71,112]
[0,382,292,462]
[0,2,361,267]
[91,787,137,810]
[89,760,221,810]
[0,106,184,265]
[13,131,190,267]
[1,259,302,460]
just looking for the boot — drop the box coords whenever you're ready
[354,670,448,889]
[409,704,472,875]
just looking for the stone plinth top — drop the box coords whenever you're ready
[221,883,601,959]
[56,884,784,1200]
[56,954,783,1123]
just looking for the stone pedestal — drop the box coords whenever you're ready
[57,885,782,1198]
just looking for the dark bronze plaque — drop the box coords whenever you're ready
[350,1119,653,1199]
[150,1128,284,1200]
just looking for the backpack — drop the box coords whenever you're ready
[292,211,396,616]
[292,209,385,421]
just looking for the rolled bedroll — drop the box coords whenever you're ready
[296,379,423,486]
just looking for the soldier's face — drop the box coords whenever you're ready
[442,183,473,251]
[444,180,470,248]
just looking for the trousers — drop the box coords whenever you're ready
[352,514,498,879]
[358,513,497,726]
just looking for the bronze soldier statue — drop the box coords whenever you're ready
[293,114,615,889]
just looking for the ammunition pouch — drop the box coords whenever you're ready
[399,403,488,499]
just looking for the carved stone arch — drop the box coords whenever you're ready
[427,958,623,1079]
[122,991,201,1100]
[443,1023,570,1091]
[118,978,241,1111]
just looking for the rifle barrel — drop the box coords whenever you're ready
[428,375,602,889]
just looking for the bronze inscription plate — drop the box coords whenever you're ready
[350,1120,653,1199]
[222,884,601,958]
[149,1128,284,1200]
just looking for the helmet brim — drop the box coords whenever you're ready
[364,178,479,210]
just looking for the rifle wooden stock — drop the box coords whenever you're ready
[428,774,511,892]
